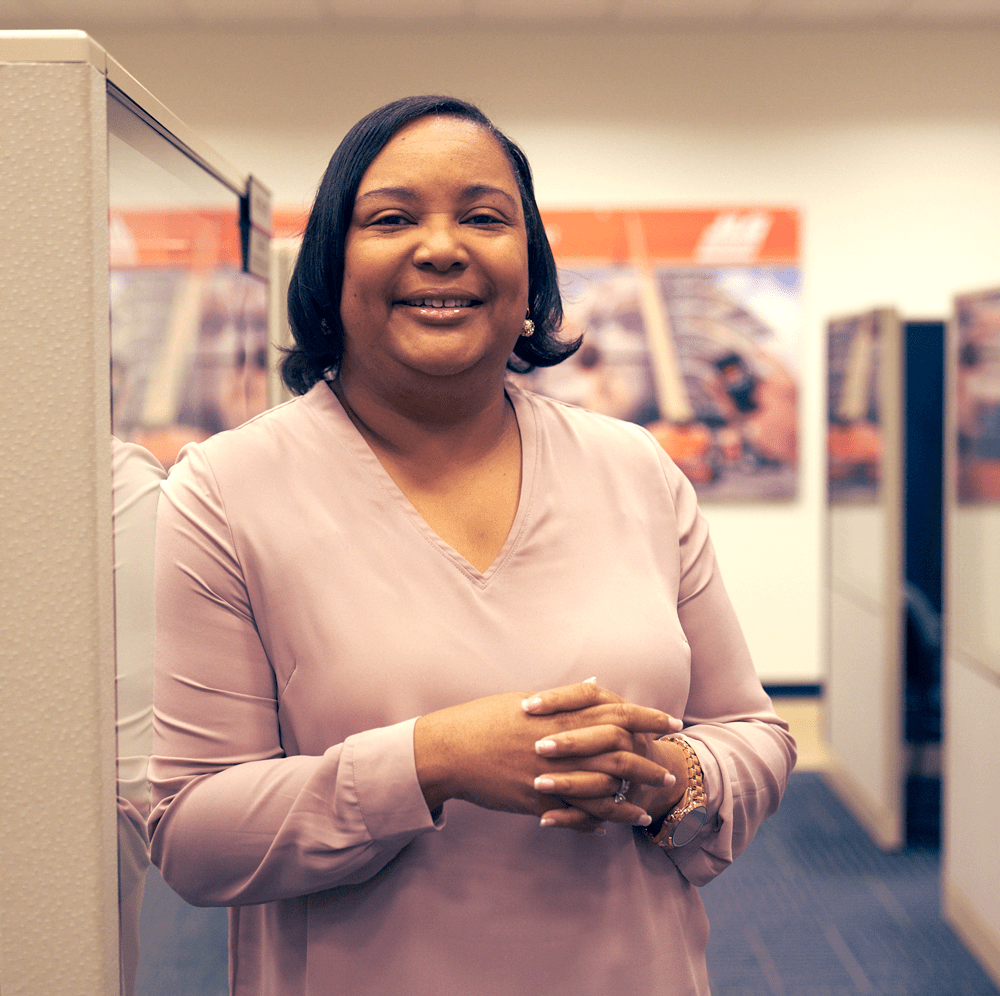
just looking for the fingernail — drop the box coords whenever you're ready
[540,817,556,828]
[583,676,597,684]
[594,825,607,836]
[634,813,652,827]
[534,776,555,791]
[663,772,676,787]
[521,695,543,712]
[535,739,557,753]
[669,717,684,732]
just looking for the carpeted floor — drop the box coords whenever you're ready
[701,772,999,996]
[135,772,999,995]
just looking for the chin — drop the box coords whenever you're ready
[398,342,504,380]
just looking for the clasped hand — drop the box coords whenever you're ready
[413,679,686,834]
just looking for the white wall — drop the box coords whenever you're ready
[91,23,1000,684]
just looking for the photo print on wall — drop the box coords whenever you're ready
[511,208,801,500]
[954,287,1000,503]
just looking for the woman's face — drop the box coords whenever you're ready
[339,115,530,388]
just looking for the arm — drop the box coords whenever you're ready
[661,453,797,886]
[147,444,441,907]
[522,441,795,880]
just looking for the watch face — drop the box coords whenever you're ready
[671,806,708,848]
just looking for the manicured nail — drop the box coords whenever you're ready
[663,772,676,787]
[535,739,557,754]
[583,676,597,684]
[634,813,652,827]
[521,695,543,712]
[540,817,556,828]
[534,776,556,791]
[669,717,684,732]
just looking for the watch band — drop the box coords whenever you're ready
[646,735,708,849]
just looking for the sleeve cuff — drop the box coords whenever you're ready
[684,734,724,839]
[346,717,444,843]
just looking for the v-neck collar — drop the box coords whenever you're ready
[309,380,538,586]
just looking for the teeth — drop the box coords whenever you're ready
[407,298,473,308]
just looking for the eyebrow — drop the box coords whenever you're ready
[355,184,519,210]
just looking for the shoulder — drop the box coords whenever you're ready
[165,383,336,496]
[510,381,687,485]
[112,436,166,496]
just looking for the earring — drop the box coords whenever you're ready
[320,318,331,335]
[521,318,535,338]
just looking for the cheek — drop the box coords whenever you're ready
[499,247,530,300]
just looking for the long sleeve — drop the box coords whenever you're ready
[113,437,167,996]
[147,442,440,908]
[655,444,797,887]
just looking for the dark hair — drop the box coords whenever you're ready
[282,95,578,395]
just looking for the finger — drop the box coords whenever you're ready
[534,723,636,758]
[535,754,675,793]
[559,795,654,828]
[567,702,683,735]
[534,771,619,798]
[535,727,680,784]
[538,806,608,835]
[521,678,617,715]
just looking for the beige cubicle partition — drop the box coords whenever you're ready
[825,308,906,850]
[943,288,1000,988]
[0,31,267,994]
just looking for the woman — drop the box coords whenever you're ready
[149,95,796,996]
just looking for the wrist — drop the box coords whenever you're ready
[413,713,455,813]
[641,736,691,822]
[645,736,708,849]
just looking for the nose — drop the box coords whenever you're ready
[412,217,469,272]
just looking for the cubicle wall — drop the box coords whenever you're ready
[0,41,120,995]
[0,32,270,995]
[943,288,1000,988]
[826,310,946,853]
[826,309,906,849]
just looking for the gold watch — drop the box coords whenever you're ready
[647,736,708,849]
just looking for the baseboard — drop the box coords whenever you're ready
[944,878,1000,989]
[763,683,824,698]
[823,759,903,851]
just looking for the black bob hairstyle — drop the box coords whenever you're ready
[282,95,580,395]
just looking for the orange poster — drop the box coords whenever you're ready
[514,208,800,500]
[109,208,269,468]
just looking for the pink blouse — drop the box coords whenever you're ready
[149,381,795,996]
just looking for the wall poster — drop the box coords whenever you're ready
[826,309,890,503]
[515,208,801,500]
[954,287,1000,503]
[110,209,269,469]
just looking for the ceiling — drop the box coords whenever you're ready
[5,0,1000,29]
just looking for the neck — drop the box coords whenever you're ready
[331,366,513,461]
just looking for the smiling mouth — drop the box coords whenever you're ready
[398,298,480,309]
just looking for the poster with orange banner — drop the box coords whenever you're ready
[109,208,269,469]
[513,208,801,500]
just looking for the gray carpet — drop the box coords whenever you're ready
[701,772,998,995]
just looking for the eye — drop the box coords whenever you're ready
[463,211,505,226]
[370,212,413,227]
